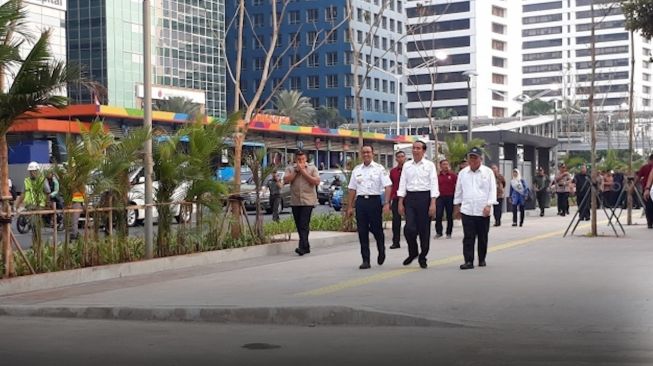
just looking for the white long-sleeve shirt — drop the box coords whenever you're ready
[397,158,440,198]
[454,165,497,216]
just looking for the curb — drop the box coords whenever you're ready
[0,305,466,328]
[0,232,358,297]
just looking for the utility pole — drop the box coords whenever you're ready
[143,0,154,258]
[463,71,477,142]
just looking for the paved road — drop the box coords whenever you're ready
[2,209,651,365]
[13,204,335,249]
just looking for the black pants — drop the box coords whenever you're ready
[391,198,401,246]
[645,196,653,227]
[435,195,454,236]
[270,195,281,222]
[292,206,313,251]
[577,189,590,220]
[557,192,569,215]
[356,196,385,263]
[512,203,525,225]
[403,191,431,262]
[493,198,504,225]
[461,214,490,264]
[536,191,547,214]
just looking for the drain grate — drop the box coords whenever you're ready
[242,343,282,350]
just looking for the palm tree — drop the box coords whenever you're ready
[271,90,315,125]
[153,96,201,121]
[444,134,488,169]
[315,106,346,129]
[0,0,83,277]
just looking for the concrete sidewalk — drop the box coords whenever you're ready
[0,208,650,332]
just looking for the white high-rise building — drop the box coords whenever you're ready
[405,0,522,125]
[521,0,653,112]
[0,0,67,92]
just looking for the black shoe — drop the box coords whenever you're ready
[512,223,517,227]
[359,262,371,269]
[434,233,443,239]
[377,252,386,265]
[460,262,474,270]
[446,235,452,239]
[295,248,305,256]
[403,256,417,266]
[479,261,486,267]
[419,261,427,269]
[389,244,400,249]
[539,212,544,217]
[519,222,523,227]
[493,222,500,227]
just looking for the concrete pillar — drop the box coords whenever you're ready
[503,143,517,167]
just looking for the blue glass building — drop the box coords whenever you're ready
[226,0,407,125]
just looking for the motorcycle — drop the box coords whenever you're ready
[330,186,344,212]
[16,210,64,234]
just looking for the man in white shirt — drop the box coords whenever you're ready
[398,141,440,269]
[347,145,393,269]
[454,147,497,270]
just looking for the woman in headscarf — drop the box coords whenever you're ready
[509,168,529,227]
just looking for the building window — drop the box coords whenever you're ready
[326,52,338,66]
[325,6,337,22]
[390,19,395,32]
[644,98,651,107]
[492,6,506,17]
[253,14,264,27]
[390,81,396,93]
[374,78,380,91]
[327,74,339,88]
[345,96,353,110]
[307,31,317,45]
[252,0,262,5]
[492,107,506,118]
[307,9,318,23]
[492,57,506,68]
[344,51,353,65]
[644,85,651,94]
[492,23,506,34]
[308,76,320,89]
[290,34,300,48]
[345,75,353,87]
[492,73,506,85]
[307,53,319,67]
[290,77,301,90]
[382,80,388,93]
[288,54,300,66]
[374,99,380,112]
[327,31,337,44]
[254,58,264,71]
[288,11,300,24]
[327,96,338,109]
[390,101,396,113]
[492,39,506,51]
[365,77,371,89]
[382,101,388,113]
[644,73,651,81]
[366,98,372,111]
[310,97,320,109]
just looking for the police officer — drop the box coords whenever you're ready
[347,144,392,269]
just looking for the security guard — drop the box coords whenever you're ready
[347,144,392,269]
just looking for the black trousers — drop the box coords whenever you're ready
[292,206,313,251]
[461,214,490,264]
[270,195,281,222]
[493,198,504,224]
[645,196,653,227]
[512,203,525,225]
[577,189,590,220]
[391,198,402,246]
[435,195,454,236]
[403,191,431,262]
[536,191,547,214]
[356,196,385,263]
[557,192,569,214]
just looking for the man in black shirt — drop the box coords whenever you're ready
[572,165,591,221]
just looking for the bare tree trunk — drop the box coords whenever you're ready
[589,3,598,236]
[627,30,635,225]
[233,0,245,112]
[1,134,12,277]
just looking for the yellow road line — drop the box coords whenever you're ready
[297,225,586,297]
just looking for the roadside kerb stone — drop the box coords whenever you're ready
[0,231,358,297]
[0,305,467,328]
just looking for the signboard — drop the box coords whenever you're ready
[25,0,66,11]
[135,84,206,104]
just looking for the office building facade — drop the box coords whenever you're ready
[226,0,407,125]
[67,0,226,118]
[521,0,652,112]
[405,0,522,124]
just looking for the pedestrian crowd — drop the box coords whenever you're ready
[284,145,653,270]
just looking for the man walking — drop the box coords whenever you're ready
[284,151,320,256]
[398,141,439,269]
[637,154,653,228]
[267,172,283,222]
[572,165,590,221]
[490,164,506,226]
[553,163,572,216]
[435,159,456,239]
[389,151,406,249]
[533,167,550,217]
[347,145,392,269]
[454,147,497,270]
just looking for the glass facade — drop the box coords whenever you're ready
[67,0,226,119]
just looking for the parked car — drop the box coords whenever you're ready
[317,170,347,205]
[241,171,291,214]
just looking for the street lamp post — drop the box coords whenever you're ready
[143,0,154,259]
[462,70,477,142]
